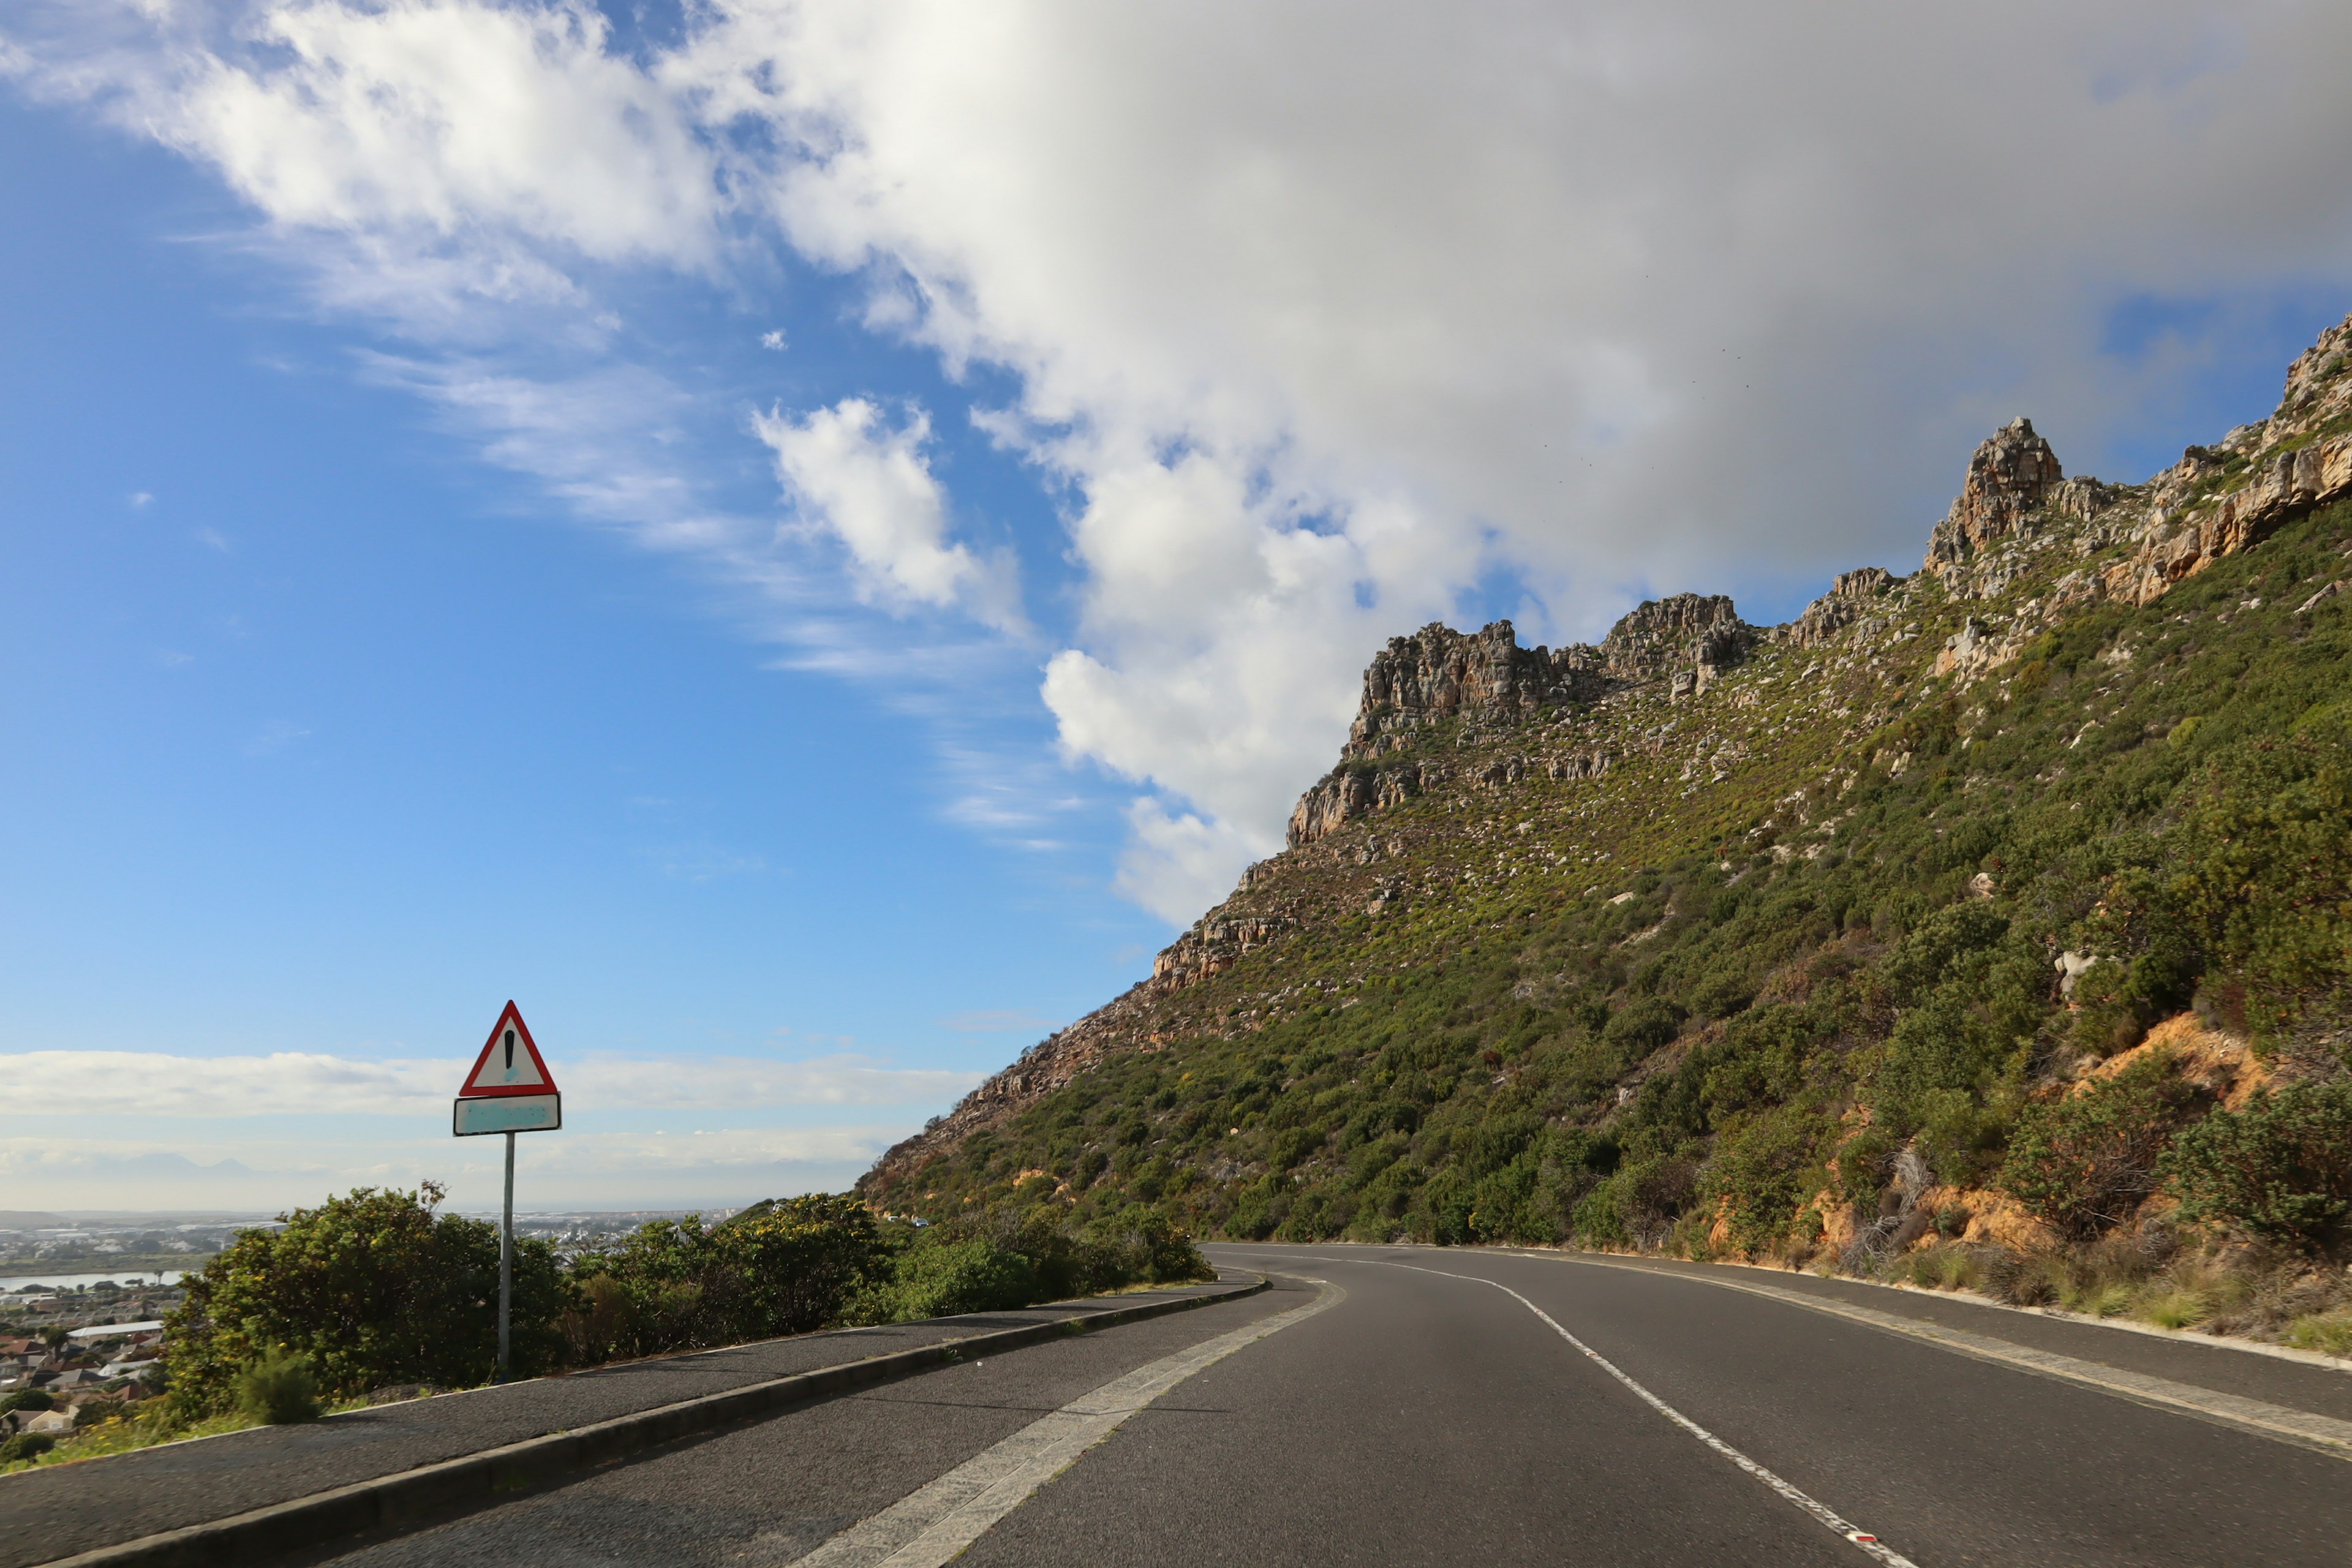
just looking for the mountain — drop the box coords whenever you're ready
[862,315,2352,1271]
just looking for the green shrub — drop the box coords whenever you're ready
[166,1183,570,1414]
[567,1194,891,1358]
[2161,1083,2352,1248]
[1996,1053,2207,1239]
[2283,1311,2352,1357]
[848,1235,1040,1324]
[0,1433,55,1464]
[2139,1289,2211,1330]
[0,1389,55,1414]
[1602,997,1685,1058]
[236,1348,321,1425]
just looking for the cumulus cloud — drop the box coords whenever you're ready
[15,0,2352,923]
[0,1050,981,1117]
[1113,797,1267,927]
[681,0,2352,912]
[755,398,1019,628]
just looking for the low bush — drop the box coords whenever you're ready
[236,1348,322,1425]
[848,1235,1041,1324]
[1902,1243,1980,1292]
[2283,1312,2352,1357]
[563,1194,891,1359]
[2138,1288,2211,1330]
[166,1183,570,1414]
[0,1433,55,1464]
[2161,1083,2352,1249]
[1996,1053,2207,1240]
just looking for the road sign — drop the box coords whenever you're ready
[458,1001,560,1098]
[452,1001,563,1383]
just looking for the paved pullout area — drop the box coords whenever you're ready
[30,1247,2352,1566]
[5,1279,1257,1568]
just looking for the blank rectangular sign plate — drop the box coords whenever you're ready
[454,1093,562,1136]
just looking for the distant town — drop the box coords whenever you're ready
[1,1207,753,1289]
[0,1205,758,1452]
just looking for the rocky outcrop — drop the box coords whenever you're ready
[2102,314,2352,606]
[1924,418,2064,576]
[1345,620,1599,760]
[1599,593,1752,682]
[1152,913,1292,991]
[1287,761,1432,846]
[2106,439,2352,605]
[1297,602,1754,846]
[1785,567,1900,649]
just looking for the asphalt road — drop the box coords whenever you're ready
[294,1246,2352,1567]
[5,1283,1252,1567]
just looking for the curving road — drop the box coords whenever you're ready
[307,1244,2352,1567]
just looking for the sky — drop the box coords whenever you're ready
[4,1,2351,1213]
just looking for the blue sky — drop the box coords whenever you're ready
[4,1,2350,1211]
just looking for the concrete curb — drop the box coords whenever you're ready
[1545,1252,2352,1461]
[39,1277,1267,1568]
[1504,1246,2352,1376]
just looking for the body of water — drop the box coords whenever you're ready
[2,1271,187,1292]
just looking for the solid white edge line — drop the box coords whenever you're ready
[1250,1251,1920,1568]
[1518,1250,2352,1461]
[793,1276,1342,1568]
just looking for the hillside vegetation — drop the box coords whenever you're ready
[865,315,2352,1346]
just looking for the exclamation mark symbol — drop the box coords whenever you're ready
[504,1028,516,1079]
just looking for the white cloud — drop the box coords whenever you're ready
[760,328,787,350]
[0,1126,911,1212]
[17,0,2352,928]
[170,1,713,266]
[0,1050,981,1117]
[1114,797,1267,927]
[684,0,2352,904]
[755,397,1019,629]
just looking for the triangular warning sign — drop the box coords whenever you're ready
[459,1002,560,1098]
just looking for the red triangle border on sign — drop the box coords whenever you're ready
[459,1001,561,1098]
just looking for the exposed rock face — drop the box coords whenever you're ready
[1924,418,2064,576]
[1785,567,1899,649]
[1344,620,1595,760]
[1599,594,1752,684]
[1294,601,1753,847]
[1153,914,1291,991]
[2106,440,2352,605]
[1287,760,1436,846]
[2101,317,2352,606]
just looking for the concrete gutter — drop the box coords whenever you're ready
[40,1276,1267,1568]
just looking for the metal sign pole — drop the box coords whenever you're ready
[498,1129,514,1381]
[455,1003,559,1386]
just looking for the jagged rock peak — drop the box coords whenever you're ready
[1599,592,1751,680]
[1924,417,2064,576]
[2279,314,2352,423]
[1343,619,1594,761]
[1784,567,1901,649]
[1290,600,1757,850]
